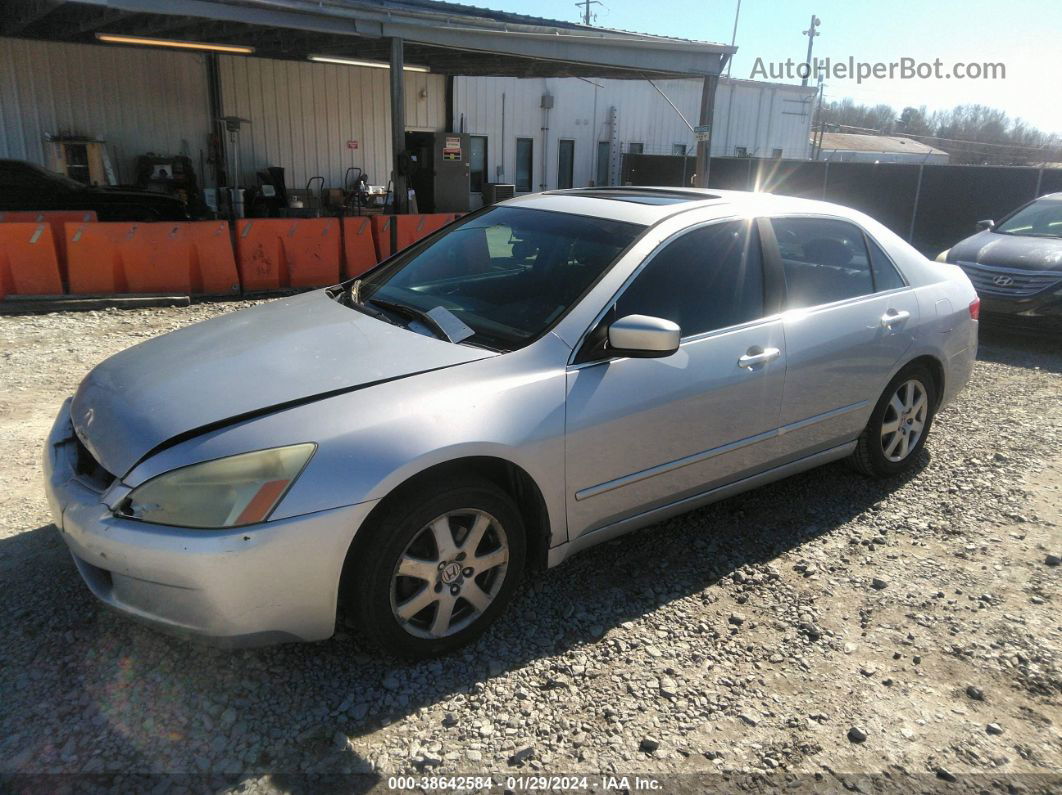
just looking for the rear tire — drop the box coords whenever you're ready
[345,475,525,658]
[850,363,937,478]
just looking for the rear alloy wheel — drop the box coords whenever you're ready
[880,379,929,463]
[851,364,937,478]
[347,477,525,657]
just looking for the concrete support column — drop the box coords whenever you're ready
[694,74,719,188]
[389,37,407,215]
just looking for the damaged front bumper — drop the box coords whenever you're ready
[43,398,377,647]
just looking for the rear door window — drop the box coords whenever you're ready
[771,217,875,308]
[866,235,907,291]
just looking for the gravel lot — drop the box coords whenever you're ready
[0,302,1059,791]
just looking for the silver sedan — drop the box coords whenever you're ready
[43,188,979,656]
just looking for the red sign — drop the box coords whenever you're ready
[346,140,358,150]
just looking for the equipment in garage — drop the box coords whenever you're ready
[218,115,251,219]
[134,153,201,210]
[45,136,114,186]
[405,132,470,214]
[482,183,516,205]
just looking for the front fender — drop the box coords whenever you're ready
[122,335,571,542]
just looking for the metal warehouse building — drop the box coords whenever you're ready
[0,35,445,191]
[454,76,815,196]
[0,0,796,214]
[0,31,811,200]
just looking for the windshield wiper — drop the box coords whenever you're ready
[339,280,402,326]
[366,297,457,343]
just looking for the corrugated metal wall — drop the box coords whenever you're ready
[0,36,805,197]
[217,55,446,189]
[0,37,448,193]
[453,76,816,191]
[0,36,211,184]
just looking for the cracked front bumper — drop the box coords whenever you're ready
[43,399,377,647]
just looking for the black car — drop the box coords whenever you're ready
[0,159,189,221]
[938,193,1062,317]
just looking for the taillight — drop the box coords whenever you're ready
[969,297,981,320]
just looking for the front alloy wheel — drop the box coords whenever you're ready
[390,509,509,639]
[345,476,525,657]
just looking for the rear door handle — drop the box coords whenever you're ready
[738,346,781,369]
[881,309,911,328]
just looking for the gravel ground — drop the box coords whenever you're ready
[0,302,1059,792]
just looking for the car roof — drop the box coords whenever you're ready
[503,187,864,226]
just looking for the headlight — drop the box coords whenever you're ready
[119,444,316,529]
[935,249,950,263]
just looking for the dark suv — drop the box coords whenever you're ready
[937,193,1062,318]
[0,159,189,221]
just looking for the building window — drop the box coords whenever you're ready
[772,148,784,158]
[672,144,687,156]
[596,141,611,186]
[627,142,644,154]
[469,136,487,193]
[515,138,533,192]
[558,139,575,190]
[735,146,749,157]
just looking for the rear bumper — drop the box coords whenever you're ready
[43,399,377,647]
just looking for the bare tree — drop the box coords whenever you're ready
[816,99,1062,165]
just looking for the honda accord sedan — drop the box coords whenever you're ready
[936,192,1062,317]
[44,188,979,656]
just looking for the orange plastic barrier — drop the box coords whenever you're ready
[235,219,341,291]
[0,210,97,283]
[66,222,240,295]
[0,223,64,299]
[371,213,457,260]
[341,217,379,279]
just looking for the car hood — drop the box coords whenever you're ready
[80,185,183,205]
[949,230,1062,271]
[71,291,495,476]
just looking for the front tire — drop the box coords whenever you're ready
[346,476,525,658]
[850,363,937,478]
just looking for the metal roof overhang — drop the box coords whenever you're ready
[0,0,734,78]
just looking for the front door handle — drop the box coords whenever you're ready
[738,346,781,369]
[881,309,911,328]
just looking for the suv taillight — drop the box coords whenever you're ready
[969,297,981,320]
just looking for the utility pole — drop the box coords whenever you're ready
[802,14,820,87]
[727,0,741,77]
[811,67,826,159]
[575,0,602,25]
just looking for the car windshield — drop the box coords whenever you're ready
[354,206,644,351]
[995,199,1062,239]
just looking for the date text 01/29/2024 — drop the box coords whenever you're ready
[385,776,663,791]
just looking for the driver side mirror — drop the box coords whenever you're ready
[976,219,995,231]
[607,314,681,358]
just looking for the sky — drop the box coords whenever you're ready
[455,0,1062,135]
